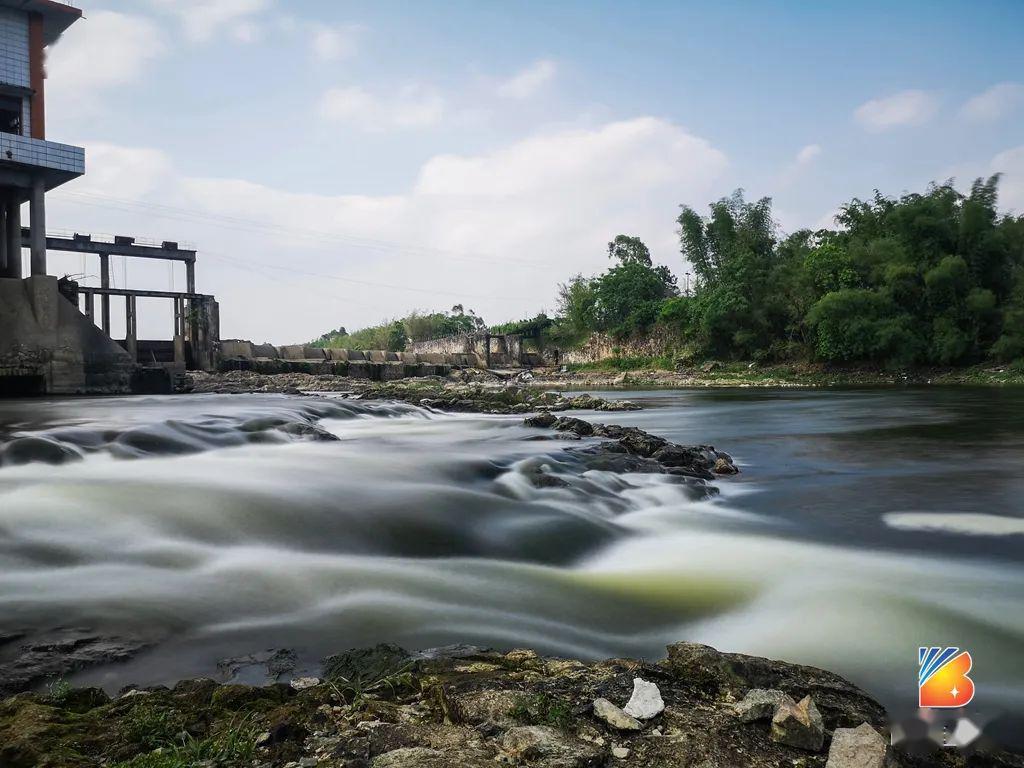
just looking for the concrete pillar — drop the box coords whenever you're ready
[29,179,45,276]
[185,260,195,294]
[0,197,6,278]
[125,295,137,361]
[84,291,94,323]
[99,253,110,335]
[3,195,21,279]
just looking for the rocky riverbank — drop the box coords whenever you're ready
[1,640,1015,768]
[187,371,641,414]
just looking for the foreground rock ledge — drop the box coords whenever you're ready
[0,642,1015,767]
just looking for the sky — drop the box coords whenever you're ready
[34,0,1024,342]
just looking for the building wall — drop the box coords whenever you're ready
[0,8,29,89]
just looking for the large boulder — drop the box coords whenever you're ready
[771,695,824,751]
[733,689,794,723]
[825,723,888,768]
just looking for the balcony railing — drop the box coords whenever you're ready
[0,133,84,175]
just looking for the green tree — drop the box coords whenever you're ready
[607,235,652,266]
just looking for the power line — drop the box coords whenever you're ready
[51,189,547,269]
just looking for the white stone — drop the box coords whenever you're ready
[290,676,321,690]
[612,746,631,759]
[622,677,665,720]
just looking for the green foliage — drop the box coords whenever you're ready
[489,313,554,337]
[45,678,72,703]
[111,714,260,768]
[509,693,575,730]
[312,305,485,351]
[386,321,408,352]
[592,257,677,336]
[607,234,652,266]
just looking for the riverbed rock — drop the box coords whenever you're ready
[771,694,825,751]
[372,746,492,768]
[593,697,643,731]
[713,456,739,474]
[502,725,605,766]
[826,722,888,768]
[6,641,1011,768]
[0,628,149,696]
[622,678,665,720]
[524,411,557,428]
[733,688,795,722]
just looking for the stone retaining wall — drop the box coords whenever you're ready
[559,329,678,365]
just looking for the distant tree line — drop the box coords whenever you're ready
[551,176,1024,368]
[313,176,1024,367]
[311,305,485,352]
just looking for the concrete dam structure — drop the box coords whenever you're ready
[218,331,541,381]
[0,2,220,395]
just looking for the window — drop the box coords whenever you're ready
[0,95,22,135]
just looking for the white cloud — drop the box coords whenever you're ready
[149,0,270,43]
[310,23,361,62]
[992,145,1024,214]
[46,11,167,103]
[961,82,1024,123]
[319,84,445,131]
[795,144,822,165]
[497,60,557,99]
[51,118,730,341]
[854,90,938,132]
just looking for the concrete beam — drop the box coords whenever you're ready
[23,234,197,263]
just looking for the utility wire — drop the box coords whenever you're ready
[51,189,547,268]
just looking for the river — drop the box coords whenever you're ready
[0,387,1022,724]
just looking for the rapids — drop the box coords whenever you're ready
[1,387,1022,723]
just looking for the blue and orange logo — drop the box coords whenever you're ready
[919,647,975,708]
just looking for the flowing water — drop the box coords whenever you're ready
[1,387,1022,723]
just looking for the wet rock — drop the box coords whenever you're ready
[771,695,824,751]
[665,641,886,730]
[733,688,795,722]
[524,411,557,428]
[0,628,148,696]
[826,722,888,768]
[593,698,642,731]
[552,416,595,436]
[0,436,83,466]
[619,428,667,457]
[622,678,665,720]
[713,456,739,474]
[217,647,297,683]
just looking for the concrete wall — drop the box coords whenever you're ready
[216,338,499,377]
[0,276,135,394]
[559,329,676,365]
[410,331,526,367]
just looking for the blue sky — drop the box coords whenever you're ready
[37,0,1024,341]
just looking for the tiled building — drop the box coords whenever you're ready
[0,0,83,279]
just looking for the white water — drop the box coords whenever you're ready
[1,389,1022,722]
